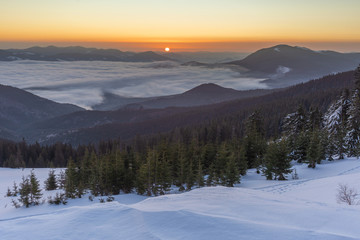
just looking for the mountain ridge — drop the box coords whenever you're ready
[0,46,172,62]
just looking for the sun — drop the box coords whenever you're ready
[165,47,170,52]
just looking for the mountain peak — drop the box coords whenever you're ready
[184,83,237,95]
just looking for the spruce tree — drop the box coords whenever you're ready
[135,163,148,195]
[185,160,195,190]
[346,88,360,157]
[18,171,43,207]
[224,153,240,187]
[354,64,360,89]
[243,110,266,169]
[291,131,309,163]
[307,131,321,168]
[18,176,31,207]
[263,139,291,180]
[29,170,42,205]
[45,169,58,191]
[65,157,78,198]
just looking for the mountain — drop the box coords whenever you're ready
[0,84,84,140]
[227,44,360,87]
[0,46,172,62]
[93,83,275,110]
[21,70,355,145]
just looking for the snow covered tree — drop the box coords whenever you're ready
[283,105,310,162]
[346,89,360,157]
[323,89,351,159]
[283,105,307,136]
[291,131,309,163]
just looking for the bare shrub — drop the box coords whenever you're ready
[337,184,359,205]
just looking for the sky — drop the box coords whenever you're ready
[1,0,360,52]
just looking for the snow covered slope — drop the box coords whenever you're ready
[1,159,360,239]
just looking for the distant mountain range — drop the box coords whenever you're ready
[0,46,171,62]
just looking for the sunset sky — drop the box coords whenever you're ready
[1,0,360,52]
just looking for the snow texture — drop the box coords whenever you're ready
[1,158,360,239]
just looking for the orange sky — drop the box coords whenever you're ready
[1,0,360,52]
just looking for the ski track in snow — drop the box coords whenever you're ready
[254,178,311,194]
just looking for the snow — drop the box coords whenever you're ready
[1,158,360,239]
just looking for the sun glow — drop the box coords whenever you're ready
[165,47,170,52]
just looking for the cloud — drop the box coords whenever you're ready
[0,60,268,109]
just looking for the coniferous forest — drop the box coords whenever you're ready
[2,66,360,200]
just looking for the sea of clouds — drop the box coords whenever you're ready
[0,60,268,109]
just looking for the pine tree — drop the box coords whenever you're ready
[307,131,321,168]
[196,158,205,188]
[354,64,360,89]
[335,124,347,159]
[57,170,66,189]
[45,170,58,191]
[291,131,309,163]
[263,139,292,180]
[224,153,240,187]
[283,105,307,136]
[243,111,266,169]
[18,176,31,207]
[65,157,78,198]
[346,88,360,157]
[18,171,43,207]
[185,160,195,190]
[29,170,42,205]
[12,181,18,196]
[215,143,229,184]
[135,163,148,195]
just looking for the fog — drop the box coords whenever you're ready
[0,60,268,109]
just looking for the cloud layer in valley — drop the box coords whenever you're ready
[0,61,268,109]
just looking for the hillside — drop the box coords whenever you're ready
[1,158,360,239]
[0,84,84,141]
